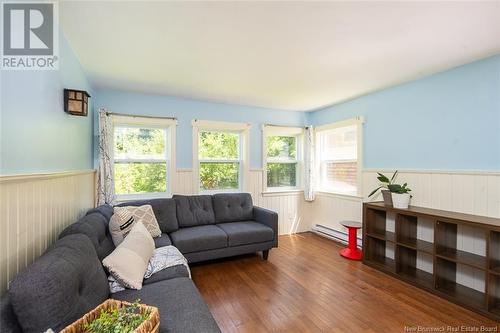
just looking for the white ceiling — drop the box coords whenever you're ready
[60,1,500,112]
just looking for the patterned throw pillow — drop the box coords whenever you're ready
[114,205,162,238]
[109,209,136,246]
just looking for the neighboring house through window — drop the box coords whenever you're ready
[192,120,250,193]
[112,115,176,200]
[263,125,304,192]
[315,117,363,196]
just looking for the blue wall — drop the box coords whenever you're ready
[0,33,94,175]
[308,55,500,171]
[94,90,307,169]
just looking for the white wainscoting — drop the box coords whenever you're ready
[363,170,500,218]
[0,170,95,295]
[173,169,311,235]
[309,170,500,236]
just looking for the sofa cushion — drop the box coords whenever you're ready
[112,277,221,333]
[170,225,227,253]
[143,264,190,285]
[154,233,172,247]
[216,221,274,246]
[86,204,114,222]
[9,235,108,333]
[0,295,22,333]
[59,212,115,260]
[115,198,179,233]
[213,193,253,223]
[173,195,215,227]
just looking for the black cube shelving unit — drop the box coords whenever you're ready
[363,202,500,321]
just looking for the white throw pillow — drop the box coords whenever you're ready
[114,205,162,238]
[108,245,191,293]
[109,209,136,246]
[102,222,155,290]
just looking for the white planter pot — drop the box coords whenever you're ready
[391,193,411,209]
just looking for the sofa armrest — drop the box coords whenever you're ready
[253,206,278,242]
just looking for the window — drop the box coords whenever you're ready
[112,116,176,200]
[263,126,303,191]
[315,117,363,196]
[193,120,250,193]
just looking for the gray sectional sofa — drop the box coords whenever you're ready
[0,193,278,333]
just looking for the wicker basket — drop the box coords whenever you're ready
[60,299,160,333]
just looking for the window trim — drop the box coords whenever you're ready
[192,120,250,194]
[112,115,176,201]
[262,125,304,193]
[314,116,364,197]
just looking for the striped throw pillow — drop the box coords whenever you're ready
[109,209,136,246]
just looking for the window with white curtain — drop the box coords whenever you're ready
[112,116,176,200]
[193,120,250,193]
[315,118,363,196]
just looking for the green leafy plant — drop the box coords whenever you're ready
[388,183,412,195]
[85,300,150,333]
[368,171,398,197]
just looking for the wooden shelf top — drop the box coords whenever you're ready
[365,202,500,228]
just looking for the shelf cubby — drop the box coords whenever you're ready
[365,208,395,242]
[488,274,500,316]
[365,236,395,272]
[396,245,433,289]
[397,214,434,254]
[435,258,486,310]
[490,231,500,274]
[435,221,487,270]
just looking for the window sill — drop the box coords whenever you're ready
[315,191,364,201]
[115,193,172,203]
[262,189,303,197]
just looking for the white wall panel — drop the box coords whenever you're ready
[0,171,95,295]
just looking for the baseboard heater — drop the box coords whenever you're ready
[311,224,363,248]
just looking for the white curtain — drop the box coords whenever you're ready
[304,126,315,201]
[97,109,115,205]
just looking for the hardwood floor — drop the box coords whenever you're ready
[191,232,499,333]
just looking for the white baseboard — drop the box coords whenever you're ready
[311,224,362,248]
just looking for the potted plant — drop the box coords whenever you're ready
[61,299,159,333]
[368,171,398,206]
[388,183,412,209]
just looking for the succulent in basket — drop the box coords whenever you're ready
[85,300,150,333]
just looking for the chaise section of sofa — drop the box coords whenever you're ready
[0,234,219,333]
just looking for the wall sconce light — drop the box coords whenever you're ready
[64,89,90,116]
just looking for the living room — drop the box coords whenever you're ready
[1,1,499,332]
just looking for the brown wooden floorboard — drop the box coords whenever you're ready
[191,232,499,333]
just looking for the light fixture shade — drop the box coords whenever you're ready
[64,89,90,116]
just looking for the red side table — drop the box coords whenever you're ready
[339,221,363,261]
